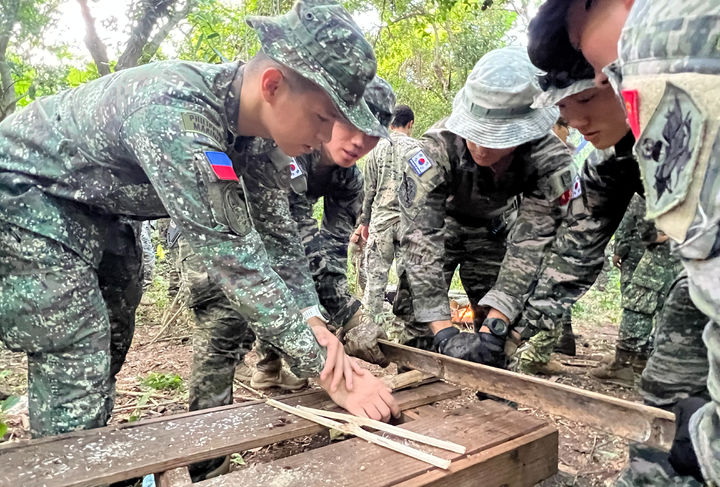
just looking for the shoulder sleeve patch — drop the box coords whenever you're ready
[289,158,304,179]
[408,150,433,176]
[182,112,225,146]
[205,151,238,181]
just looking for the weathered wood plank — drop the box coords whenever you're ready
[198,401,557,487]
[154,467,191,487]
[380,339,675,449]
[0,381,459,487]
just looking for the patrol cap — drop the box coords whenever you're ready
[247,0,389,138]
[446,46,559,149]
[527,0,596,107]
[363,76,396,135]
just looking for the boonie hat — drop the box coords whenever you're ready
[532,78,595,108]
[446,46,559,149]
[247,0,389,138]
[364,76,396,134]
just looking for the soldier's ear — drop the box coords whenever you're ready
[260,68,285,104]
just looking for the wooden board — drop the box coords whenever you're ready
[198,400,557,487]
[155,467,192,487]
[380,339,676,449]
[0,381,459,487]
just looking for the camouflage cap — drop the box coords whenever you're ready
[363,76,396,135]
[446,46,559,149]
[247,0,388,138]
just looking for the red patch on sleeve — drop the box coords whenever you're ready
[622,89,641,139]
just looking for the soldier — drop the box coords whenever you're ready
[394,46,575,368]
[288,76,396,367]
[526,0,717,483]
[356,104,418,341]
[0,0,399,441]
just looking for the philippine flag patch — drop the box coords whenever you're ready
[409,150,432,176]
[205,151,238,181]
[290,158,303,179]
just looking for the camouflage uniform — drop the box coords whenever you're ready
[360,130,418,332]
[140,221,155,289]
[618,1,720,481]
[288,151,363,328]
[394,118,575,340]
[615,195,648,297]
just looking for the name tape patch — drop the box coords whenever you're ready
[205,151,238,181]
[409,150,432,176]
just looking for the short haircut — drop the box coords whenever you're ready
[527,0,594,88]
[247,50,324,94]
[391,105,414,128]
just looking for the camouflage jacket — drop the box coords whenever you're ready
[399,118,575,323]
[519,132,644,337]
[360,130,419,232]
[289,150,363,326]
[0,60,325,377]
[614,194,658,259]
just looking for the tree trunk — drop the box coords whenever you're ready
[0,0,19,121]
[116,0,176,70]
[77,0,111,76]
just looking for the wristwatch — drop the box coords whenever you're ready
[484,317,509,338]
[302,305,327,323]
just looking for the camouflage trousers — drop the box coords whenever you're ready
[615,444,702,487]
[178,239,259,413]
[394,217,507,341]
[519,309,572,367]
[618,242,682,353]
[155,219,181,294]
[363,220,401,328]
[0,220,142,437]
[640,274,709,408]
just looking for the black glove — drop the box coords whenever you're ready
[669,396,706,482]
[476,331,506,368]
[433,327,483,362]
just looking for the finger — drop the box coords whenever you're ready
[363,403,383,421]
[349,356,365,376]
[380,388,401,418]
[343,355,354,391]
[321,336,338,382]
[374,398,391,422]
[330,344,345,392]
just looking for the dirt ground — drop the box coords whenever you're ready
[0,269,641,486]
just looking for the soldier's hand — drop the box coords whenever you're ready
[350,224,369,245]
[432,327,483,362]
[321,369,400,422]
[476,331,507,368]
[612,254,622,269]
[311,324,364,393]
[343,313,389,367]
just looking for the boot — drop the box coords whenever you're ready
[250,366,308,391]
[591,347,636,386]
[553,322,576,356]
[521,358,565,376]
[189,455,231,482]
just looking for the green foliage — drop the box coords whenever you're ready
[572,267,622,326]
[0,395,20,440]
[147,274,171,310]
[230,453,246,466]
[141,372,185,391]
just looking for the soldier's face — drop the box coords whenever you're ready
[558,81,629,149]
[323,120,380,168]
[465,140,516,166]
[567,0,633,80]
[263,75,339,157]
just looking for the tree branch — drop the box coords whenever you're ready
[116,0,175,71]
[140,0,196,64]
[77,0,111,76]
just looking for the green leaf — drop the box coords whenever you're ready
[0,421,7,440]
[230,453,245,466]
[0,396,20,413]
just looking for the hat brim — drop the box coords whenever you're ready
[247,16,389,139]
[531,79,596,108]
[446,104,559,149]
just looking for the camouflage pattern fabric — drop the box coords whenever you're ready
[289,149,364,328]
[641,274,709,408]
[618,241,682,354]
[615,444,703,487]
[619,1,720,482]
[614,195,649,294]
[360,130,419,320]
[395,118,574,332]
[518,133,642,338]
[0,219,141,437]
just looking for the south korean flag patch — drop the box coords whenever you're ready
[408,150,432,176]
[570,174,582,199]
[289,158,303,179]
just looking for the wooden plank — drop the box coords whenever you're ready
[155,467,192,487]
[380,339,676,449]
[0,381,459,487]
[198,401,557,487]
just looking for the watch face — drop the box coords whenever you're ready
[489,318,508,337]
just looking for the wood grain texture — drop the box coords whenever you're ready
[0,382,459,487]
[380,339,676,449]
